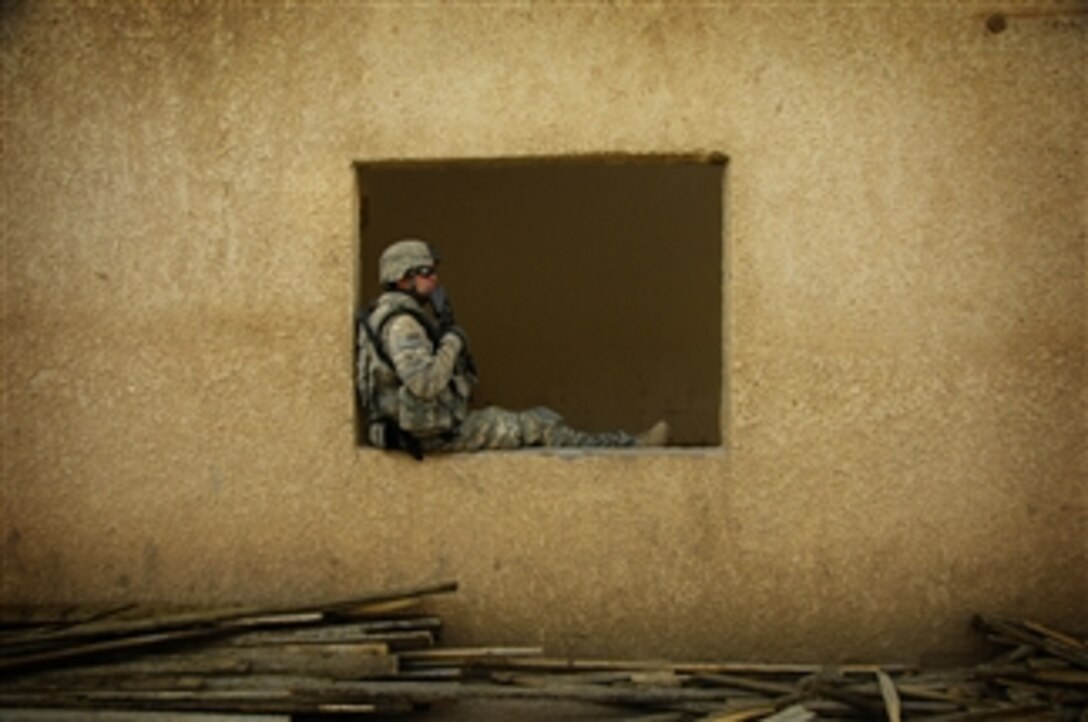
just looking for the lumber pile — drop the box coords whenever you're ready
[0,581,463,717]
[444,615,1088,721]
[1,583,1085,721]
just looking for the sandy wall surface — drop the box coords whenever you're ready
[2,1,1084,664]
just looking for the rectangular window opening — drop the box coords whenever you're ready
[355,154,726,448]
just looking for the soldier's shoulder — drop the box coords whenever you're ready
[371,292,424,322]
[385,311,429,335]
[372,293,432,341]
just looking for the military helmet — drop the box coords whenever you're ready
[379,239,438,285]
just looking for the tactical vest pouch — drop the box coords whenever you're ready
[369,418,424,460]
[359,294,473,450]
[395,384,468,437]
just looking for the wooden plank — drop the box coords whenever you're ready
[298,679,770,706]
[462,656,913,676]
[2,581,457,648]
[630,670,684,688]
[400,646,544,664]
[845,681,975,705]
[226,628,433,651]
[980,666,1088,687]
[487,669,645,687]
[0,686,414,716]
[0,604,138,628]
[9,672,373,695]
[392,667,464,680]
[218,612,324,629]
[6,644,397,683]
[0,710,289,722]
[984,644,1035,666]
[221,644,397,681]
[809,679,887,717]
[760,704,816,722]
[0,679,751,710]
[7,654,250,682]
[334,630,433,651]
[1021,620,1088,652]
[331,599,424,618]
[876,670,902,722]
[695,702,777,722]
[919,703,1053,721]
[690,672,796,696]
[0,690,296,715]
[225,617,440,646]
[1028,668,1088,686]
[0,626,231,676]
[312,703,380,714]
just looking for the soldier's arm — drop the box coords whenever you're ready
[384,314,464,400]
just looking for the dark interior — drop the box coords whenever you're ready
[357,156,724,446]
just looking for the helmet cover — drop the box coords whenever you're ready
[379,239,437,285]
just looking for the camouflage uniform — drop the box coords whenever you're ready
[365,290,637,452]
[436,405,637,452]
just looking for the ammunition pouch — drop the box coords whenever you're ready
[368,419,424,461]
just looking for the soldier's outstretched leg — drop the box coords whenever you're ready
[441,406,666,452]
[522,407,638,448]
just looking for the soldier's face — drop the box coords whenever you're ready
[397,269,440,297]
[414,273,440,297]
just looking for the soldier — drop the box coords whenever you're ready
[358,239,669,457]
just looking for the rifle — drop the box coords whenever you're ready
[429,287,477,379]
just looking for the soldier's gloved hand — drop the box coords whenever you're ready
[443,325,470,351]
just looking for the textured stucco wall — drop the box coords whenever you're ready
[1,1,1084,664]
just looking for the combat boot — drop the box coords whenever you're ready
[635,420,670,447]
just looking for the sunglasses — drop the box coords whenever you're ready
[408,266,437,279]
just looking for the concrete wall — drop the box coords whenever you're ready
[1,1,1084,664]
